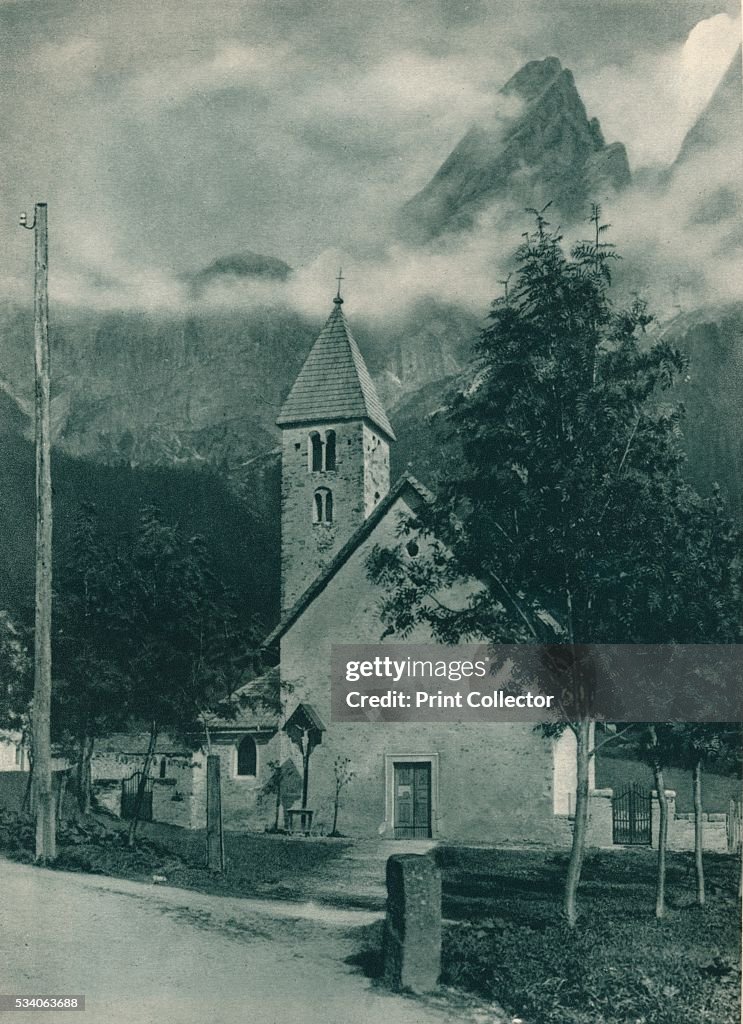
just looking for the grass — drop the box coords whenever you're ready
[1,809,739,1022]
[0,809,352,902]
[437,846,741,1024]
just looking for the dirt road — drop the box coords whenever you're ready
[0,860,503,1024]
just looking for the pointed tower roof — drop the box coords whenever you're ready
[277,295,396,441]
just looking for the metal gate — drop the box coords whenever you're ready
[121,771,153,821]
[612,783,651,845]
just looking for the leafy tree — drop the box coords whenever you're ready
[0,610,33,805]
[119,504,261,845]
[368,207,743,926]
[53,506,133,813]
[53,502,263,842]
[0,610,33,738]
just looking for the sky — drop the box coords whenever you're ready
[0,0,740,313]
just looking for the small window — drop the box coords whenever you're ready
[325,430,336,471]
[14,745,22,766]
[159,757,167,779]
[309,431,323,472]
[313,487,333,524]
[236,736,257,777]
[406,539,419,557]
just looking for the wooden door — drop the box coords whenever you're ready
[394,762,431,839]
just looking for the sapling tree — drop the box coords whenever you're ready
[330,756,355,837]
[656,721,741,906]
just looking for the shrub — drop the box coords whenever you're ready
[442,902,740,1024]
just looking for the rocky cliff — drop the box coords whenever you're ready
[400,57,630,242]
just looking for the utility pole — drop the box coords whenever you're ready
[20,202,56,862]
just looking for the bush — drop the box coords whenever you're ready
[442,901,741,1024]
[0,809,180,878]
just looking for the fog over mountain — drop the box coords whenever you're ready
[1,36,741,619]
[399,57,630,243]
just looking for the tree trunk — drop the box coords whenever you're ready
[331,788,340,836]
[22,753,34,813]
[692,759,705,906]
[127,721,158,848]
[273,765,282,832]
[76,734,94,814]
[651,754,669,919]
[301,737,311,808]
[564,719,591,928]
[56,772,67,823]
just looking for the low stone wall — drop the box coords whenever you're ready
[667,810,728,853]
[92,751,202,828]
[579,788,733,852]
[152,779,193,829]
[93,779,121,817]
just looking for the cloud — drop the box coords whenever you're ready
[0,0,739,318]
[577,13,741,166]
[125,42,292,111]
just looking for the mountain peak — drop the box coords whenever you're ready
[399,57,630,243]
[188,250,292,296]
[673,47,742,168]
[502,56,564,101]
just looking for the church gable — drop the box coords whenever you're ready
[277,487,565,846]
[266,473,431,651]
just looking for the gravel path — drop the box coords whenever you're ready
[0,859,507,1024]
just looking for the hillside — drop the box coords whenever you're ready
[0,389,279,628]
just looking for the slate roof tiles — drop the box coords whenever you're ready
[276,298,396,440]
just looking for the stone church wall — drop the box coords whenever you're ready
[279,493,569,845]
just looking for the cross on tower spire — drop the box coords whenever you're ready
[334,268,344,305]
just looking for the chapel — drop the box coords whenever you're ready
[211,288,584,842]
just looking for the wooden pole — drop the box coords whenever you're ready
[206,754,224,872]
[30,202,56,862]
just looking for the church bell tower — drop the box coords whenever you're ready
[276,285,396,612]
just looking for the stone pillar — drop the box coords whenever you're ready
[586,788,614,847]
[384,854,441,994]
[651,790,676,849]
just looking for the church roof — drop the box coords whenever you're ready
[276,298,396,441]
[262,474,432,650]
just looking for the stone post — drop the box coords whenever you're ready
[586,788,614,847]
[384,854,441,994]
[651,789,676,849]
[206,754,225,872]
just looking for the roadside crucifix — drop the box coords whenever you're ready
[283,702,325,831]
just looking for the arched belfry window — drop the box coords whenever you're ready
[309,432,323,472]
[236,735,257,777]
[313,487,333,524]
[325,430,336,471]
